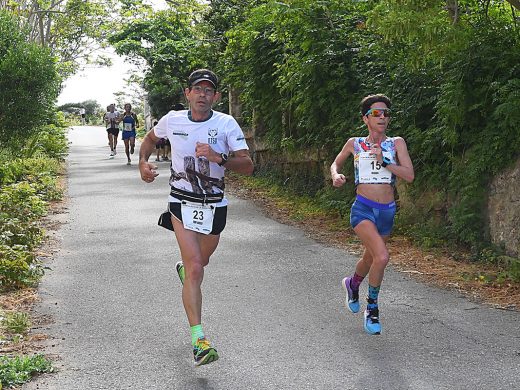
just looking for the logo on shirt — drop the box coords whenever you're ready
[172,130,189,138]
[208,128,218,144]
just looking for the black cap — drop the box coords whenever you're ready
[188,69,218,89]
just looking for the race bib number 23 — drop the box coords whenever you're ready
[180,202,215,234]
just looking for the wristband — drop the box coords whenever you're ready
[381,156,392,168]
[218,153,228,166]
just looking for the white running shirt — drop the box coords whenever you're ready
[154,110,249,206]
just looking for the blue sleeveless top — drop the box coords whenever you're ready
[122,113,136,131]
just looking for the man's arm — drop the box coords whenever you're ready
[139,130,161,183]
[195,142,254,176]
[222,149,254,176]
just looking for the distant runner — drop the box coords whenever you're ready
[104,104,120,157]
[121,103,139,165]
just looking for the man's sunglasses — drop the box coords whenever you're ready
[365,108,391,118]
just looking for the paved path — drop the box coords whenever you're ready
[25,126,519,389]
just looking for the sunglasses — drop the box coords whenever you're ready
[365,108,391,118]
[191,86,216,95]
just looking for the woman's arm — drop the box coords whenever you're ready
[330,138,354,187]
[387,137,414,183]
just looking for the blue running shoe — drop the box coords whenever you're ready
[342,277,360,313]
[364,306,381,335]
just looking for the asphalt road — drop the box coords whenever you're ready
[25,126,519,390]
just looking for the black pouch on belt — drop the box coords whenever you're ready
[158,209,174,231]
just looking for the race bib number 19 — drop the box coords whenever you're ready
[180,202,215,234]
[358,152,392,184]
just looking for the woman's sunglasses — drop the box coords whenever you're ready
[365,108,391,118]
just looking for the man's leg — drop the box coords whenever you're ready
[130,137,135,155]
[124,139,130,163]
[108,133,114,155]
[171,216,220,365]
[113,131,118,152]
[172,217,219,324]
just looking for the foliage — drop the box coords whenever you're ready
[222,0,375,147]
[0,157,63,199]
[364,1,520,251]
[58,100,103,125]
[105,0,520,256]
[217,0,520,254]
[30,124,69,161]
[109,1,210,118]
[1,311,31,334]
[0,354,52,388]
[0,245,43,290]
[0,182,47,252]
[1,0,120,76]
[0,153,65,290]
[0,10,61,151]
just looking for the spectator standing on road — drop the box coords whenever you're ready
[152,120,165,162]
[139,69,253,366]
[330,94,414,335]
[164,103,185,162]
[121,103,139,165]
[79,107,86,125]
[102,106,111,147]
[105,104,120,157]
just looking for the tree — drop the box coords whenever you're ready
[58,99,102,124]
[0,0,120,76]
[109,1,213,117]
[0,10,60,150]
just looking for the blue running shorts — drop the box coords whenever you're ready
[350,195,396,236]
[122,130,136,140]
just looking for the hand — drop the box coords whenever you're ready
[139,161,159,183]
[370,143,383,163]
[195,142,219,163]
[332,173,347,188]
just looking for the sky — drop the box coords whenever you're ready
[57,0,169,107]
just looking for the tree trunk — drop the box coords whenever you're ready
[506,0,520,11]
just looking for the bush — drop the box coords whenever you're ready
[0,158,63,201]
[1,311,31,334]
[0,182,47,222]
[0,245,43,290]
[0,216,43,250]
[0,11,61,150]
[23,124,68,160]
[0,354,52,388]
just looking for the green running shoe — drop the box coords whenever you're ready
[175,261,185,285]
[193,337,219,366]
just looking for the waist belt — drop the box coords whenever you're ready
[356,194,396,210]
[170,187,224,204]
